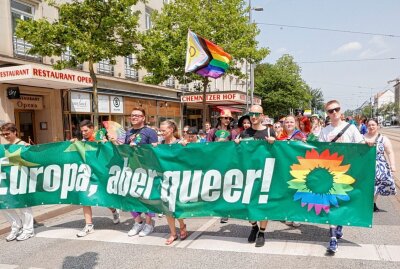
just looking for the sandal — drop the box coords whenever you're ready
[165,234,178,245]
[180,224,188,240]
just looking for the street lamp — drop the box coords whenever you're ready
[249,0,263,108]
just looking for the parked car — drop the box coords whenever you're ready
[384,121,391,126]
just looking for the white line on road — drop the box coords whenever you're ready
[34,227,400,262]
[175,217,219,248]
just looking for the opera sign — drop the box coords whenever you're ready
[12,95,43,110]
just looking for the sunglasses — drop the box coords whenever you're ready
[0,132,11,137]
[221,117,231,120]
[326,107,340,114]
[248,112,262,117]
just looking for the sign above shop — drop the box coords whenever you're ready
[0,64,92,89]
[110,96,124,114]
[181,91,262,106]
[70,91,91,113]
[98,95,110,113]
[11,95,43,110]
[7,87,20,99]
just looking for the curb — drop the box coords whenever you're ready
[0,205,79,236]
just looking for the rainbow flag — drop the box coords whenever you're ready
[185,30,232,79]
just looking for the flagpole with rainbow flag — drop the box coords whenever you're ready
[184,30,232,79]
[184,30,233,128]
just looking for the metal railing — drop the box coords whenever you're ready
[98,60,114,76]
[13,35,41,62]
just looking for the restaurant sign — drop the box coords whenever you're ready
[11,95,43,110]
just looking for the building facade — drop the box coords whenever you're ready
[0,0,251,144]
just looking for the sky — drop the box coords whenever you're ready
[251,0,400,111]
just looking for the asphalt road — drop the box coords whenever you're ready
[1,127,399,269]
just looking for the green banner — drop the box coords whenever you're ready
[0,140,376,227]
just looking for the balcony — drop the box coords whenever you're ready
[13,35,41,62]
[98,60,114,76]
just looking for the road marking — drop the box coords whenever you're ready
[0,265,18,269]
[187,235,400,262]
[0,265,44,269]
[34,228,400,262]
[176,217,219,248]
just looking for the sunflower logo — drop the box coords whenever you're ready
[288,149,355,215]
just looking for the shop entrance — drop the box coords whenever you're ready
[15,110,35,144]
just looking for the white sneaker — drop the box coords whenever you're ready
[292,221,301,227]
[285,221,301,227]
[128,222,144,237]
[112,209,120,224]
[76,224,94,237]
[139,223,154,237]
[6,228,22,242]
[16,231,34,241]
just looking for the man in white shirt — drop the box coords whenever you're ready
[319,100,364,254]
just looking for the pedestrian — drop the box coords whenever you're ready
[359,118,367,135]
[281,115,306,227]
[73,120,120,237]
[299,116,311,136]
[182,125,190,138]
[123,108,158,237]
[319,100,365,254]
[363,118,396,211]
[235,105,276,247]
[198,129,207,143]
[273,122,284,140]
[238,115,251,133]
[181,126,200,145]
[157,120,188,245]
[280,115,307,142]
[0,122,34,241]
[310,114,322,138]
[204,121,211,135]
[207,109,235,142]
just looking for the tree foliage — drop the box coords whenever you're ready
[15,0,141,127]
[308,88,325,112]
[376,102,396,118]
[254,55,312,119]
[136,0,269,126]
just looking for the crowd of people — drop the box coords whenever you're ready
[0,99,397,255]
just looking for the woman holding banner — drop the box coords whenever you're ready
[158,120,188,245]
[364,118,397,212]
[0,123,34,241]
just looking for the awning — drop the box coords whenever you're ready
[0,64,92,89]
[215,106,243,113]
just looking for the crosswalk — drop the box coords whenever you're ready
[32,221,400,262]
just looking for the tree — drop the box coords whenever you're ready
[136,0,269,128]
[308,88,324,113]
[377,102,396,119]
[254,55,312,118]
[15,0,141,128]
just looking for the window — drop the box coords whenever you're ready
[145,6,153,30]
[166,76,175,88]
[98,59,114,76]
[62,47,83,69]
[11,0,40,61]
[125,55,138,81]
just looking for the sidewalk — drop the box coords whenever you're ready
[0,205,79,235]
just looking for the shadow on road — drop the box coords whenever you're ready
[62,252,98,269]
